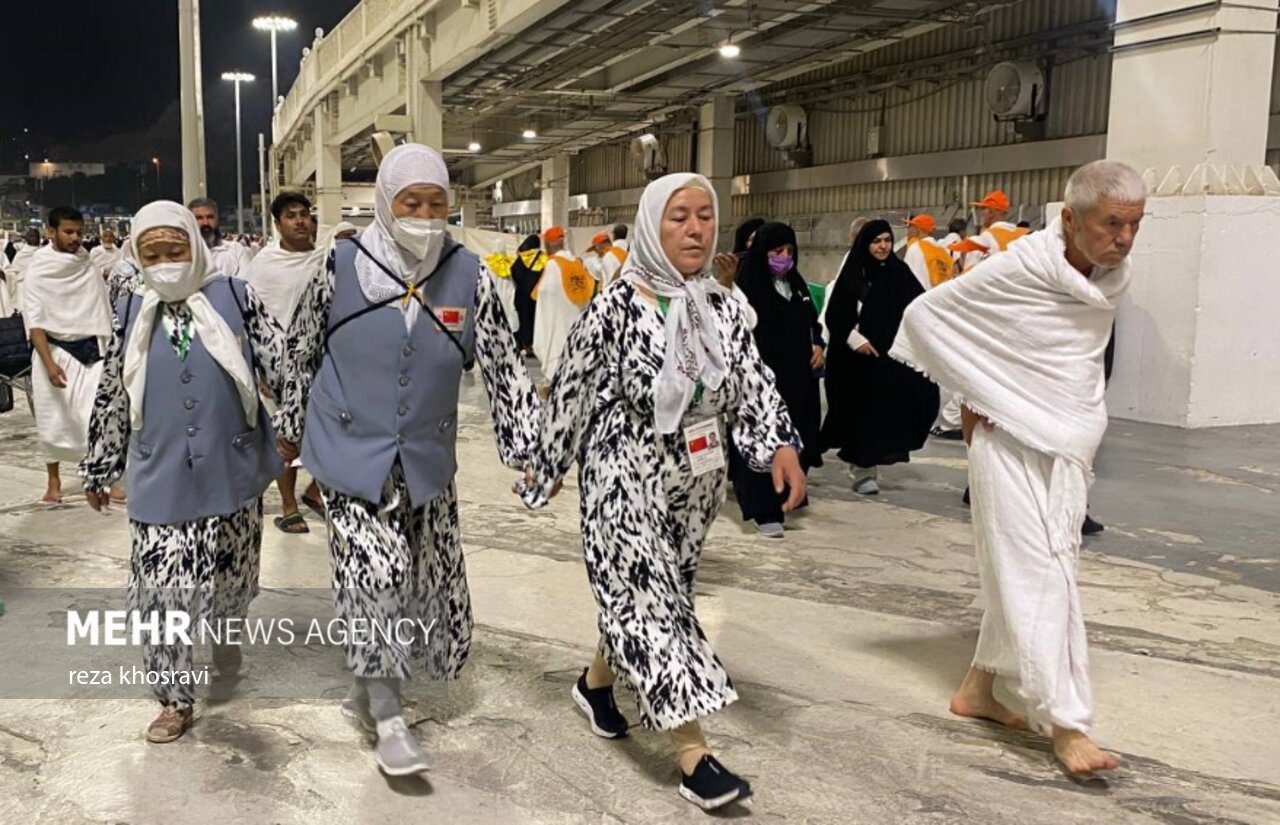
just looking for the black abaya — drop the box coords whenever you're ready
[822,220,938,468]
[511,235,544,350]
[730,221,823,524]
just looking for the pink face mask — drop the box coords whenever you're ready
[767,253,793,276]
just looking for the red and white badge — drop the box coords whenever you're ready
[683,417,725,477]
[436,307,467,333]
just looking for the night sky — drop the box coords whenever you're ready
[2,0,358,209]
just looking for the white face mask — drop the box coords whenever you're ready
[144,261,197,303]
[391,217,446,262]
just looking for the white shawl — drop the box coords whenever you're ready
[20,244,112,339]
[244,235,329,327]
[620,173,728,434]
[890,218,1130,556]
[123,201,259,431]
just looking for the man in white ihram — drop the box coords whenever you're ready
[891,160,1146,775]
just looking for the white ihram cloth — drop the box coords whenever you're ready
[532,254,589,384]
[0,256,9,316]
[123,201,259,432]
[244,237,328,328]
[889,218,1130,733]
[21,244,113,463]
[208,240,250,278]
[6,244,36,311]
[90,243,122,276]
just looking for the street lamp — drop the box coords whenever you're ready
[221,71,255,235]
[152,156,161,194]
[252,15,298,108]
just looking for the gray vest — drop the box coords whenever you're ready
[302,238,478,508]
[119,277,282,525]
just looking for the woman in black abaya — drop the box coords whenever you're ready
[730,221,824,536]
[821,220,938,495]
[511,234,545,354]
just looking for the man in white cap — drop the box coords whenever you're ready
[892,160,1147,777]
[532,225,596,386]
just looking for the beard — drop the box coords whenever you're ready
[199,224,217,245]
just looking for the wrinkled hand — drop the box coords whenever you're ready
[277,438,300,462]
[85,489,110,512]
[809,345,825,369]
[855,341,879,357]
[713,253,738,288]
[961,405,994,446]
[771,446,807,512]
[46,361,68,388]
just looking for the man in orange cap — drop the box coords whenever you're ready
[901,214,956,292]
[583,231,613,284]
[949,190,1029,273]
[533,226,597,387]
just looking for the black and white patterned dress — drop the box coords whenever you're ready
[522,280,799,730]
[275,256,537,682]
[80,286,285,709]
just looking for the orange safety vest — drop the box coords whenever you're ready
[533,255,598,307]
[608,246,627,267]
[919,241,956,287]
[988,225,1029,252]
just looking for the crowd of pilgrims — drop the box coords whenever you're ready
[0,142,1069,809]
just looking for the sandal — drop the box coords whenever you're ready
[146,706,193,743]
[273,512,309,534]
[300,493,326,519]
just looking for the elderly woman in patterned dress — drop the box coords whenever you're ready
[275,144,537,777]
[80,201,285,743]
[519,173,806,811]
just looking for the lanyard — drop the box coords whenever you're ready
[654,294,704,405]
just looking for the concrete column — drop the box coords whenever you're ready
[1107,0,1278,178]
[177,0,208,201]
[541,155,570,231]
[314,101,343,228]
[697,96,735,245]
[1102,0,1280,428]
[405,31,443,149]
[460,200,478,228]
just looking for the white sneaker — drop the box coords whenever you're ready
[756,522,784,538]
[374,716,434,776]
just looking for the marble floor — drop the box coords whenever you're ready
[1,374,1278,825]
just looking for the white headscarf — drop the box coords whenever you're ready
[122,201,259,431]
[621,173,728,434]
[355,143,451,330]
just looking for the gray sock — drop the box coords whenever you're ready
[360,676,403,722]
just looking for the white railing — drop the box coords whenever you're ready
[273,0,426,145]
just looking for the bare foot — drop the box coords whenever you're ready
[950,667,1029,729]
[108,485,127,504]
[1053,727,1119,775]
[41,487,63,504]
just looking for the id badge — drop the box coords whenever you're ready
[684,417,725,477]
[438,307,467,333]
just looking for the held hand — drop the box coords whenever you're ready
[960,405,995,446]
[85,489,109,512]
[277,438,300,462]
[713,253,738,288]
[258,379,274,401]
[855,341,879,357]
[46,361,68,388]
[809,345,825,369]
[513,467,563,500]
[771,446,807,513]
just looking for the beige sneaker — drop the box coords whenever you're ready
[145,706,193,743]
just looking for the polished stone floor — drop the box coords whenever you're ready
[1,375,1277,825]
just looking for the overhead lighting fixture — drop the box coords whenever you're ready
[221,71,256,83]
[719,42,740,58]
[252,15,298,32]
[468,140,482,152]
[522,128,537,139]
